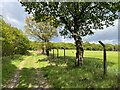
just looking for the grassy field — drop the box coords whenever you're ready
[2,50,118,88]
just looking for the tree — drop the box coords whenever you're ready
[25,16,57,56]
[20,2,120,66]
[29,41,42,50]
[1,18,29,56]
[114,44,118,51]
[106,44,114,51]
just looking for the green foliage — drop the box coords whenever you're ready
[29,41,42,50]
[106,44,114,51]
[114,44,119,51]
[25,16,57,42]
[29,41,118,51]
[29,42,76,50]
[45,42,53,50]
[83,42,118,51]
[1,18,30,56]
[20,2,119,38]
[29,41,53,51]
[52,42,76,49]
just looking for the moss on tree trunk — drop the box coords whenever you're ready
[74,36,84,66]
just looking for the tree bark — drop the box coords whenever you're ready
[74,36,84,67]
[73,2,84,66]
[46,49,49,56]
[45,41,50,56]
[42,47,45,54]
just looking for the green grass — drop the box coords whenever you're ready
[17,54,48,88]
[43,50,118,88]
[50,49,118,62]
[2,55,23,85]
[17,68,38,88]
[2,50,118,88]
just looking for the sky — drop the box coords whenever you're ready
[0,0,119,44]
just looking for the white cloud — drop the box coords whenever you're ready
[0,0,18,2]
[0,3,2,15]
[0,1,29,30]
[89,39,118,44]
[83,20,118,44]
[103,40,118,44]
[6,15,18,24]
[61,36,75,43]
[5,14,25,30]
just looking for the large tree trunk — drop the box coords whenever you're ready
[46,49,49,56]
[41,41,46,54]
[45,41,50,56]
[72,2,84,66]
[42,47,45,54]
[74,36,84,66]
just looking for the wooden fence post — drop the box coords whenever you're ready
[53,49,54,59]
[64,48,65,62]
[103,47,106,75]
[98,41,107,75]
[57,49,59,58]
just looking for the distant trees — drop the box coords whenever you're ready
[52,42,76,49]
[83,42,92,50]
[1,18,30,56]
[29,41,42,50]
[114,44,119,51]
[83,42,102,51]
[83,42,118,51]
[106,44,114,51]
[25,16,57,56]
[29,41,119,51]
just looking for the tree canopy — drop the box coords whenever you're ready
[21,2,120,38]
[25,16,57,42]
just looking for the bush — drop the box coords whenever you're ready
[1,18,30,56]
